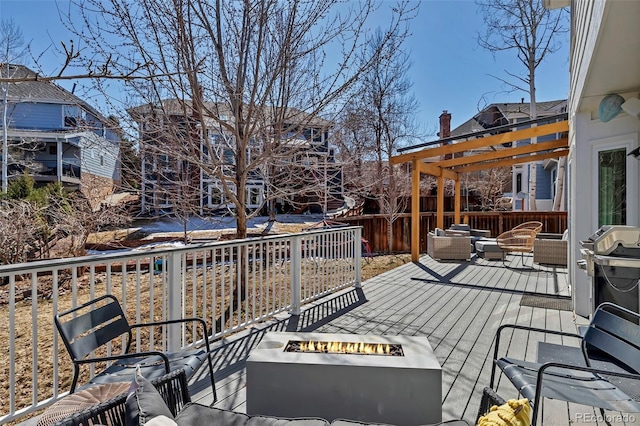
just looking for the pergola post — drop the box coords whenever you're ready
[454,178,461,224]
[411,160,421,262]
[437,174,444,229]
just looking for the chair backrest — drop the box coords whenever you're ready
[512,221,543,233]
[496,229,537,251]
[54,294,132,362]
[582,302,640,373]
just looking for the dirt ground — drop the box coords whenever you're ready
[5,221,411,425]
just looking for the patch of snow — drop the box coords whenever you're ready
[138,214,327,233]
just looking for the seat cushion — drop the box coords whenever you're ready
[332,421,471,426]
[475,240,502,252]
[89,349,207,386]
[175,403,331,425]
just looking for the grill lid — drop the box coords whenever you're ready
[586,225,640,255]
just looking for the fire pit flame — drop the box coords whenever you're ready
[286,340,403,356]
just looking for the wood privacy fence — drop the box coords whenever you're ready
[340,211,567,254]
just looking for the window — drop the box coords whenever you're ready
[598,148,626,227]
[63,105,86,128]
[100,155,105,167]
[247,187,262,206]
[207,184,226,207]
[515,172,522,194]
[49,145,57,155]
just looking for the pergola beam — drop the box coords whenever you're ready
[389,120,569,165]
[454,149,569,173]
[437,138,568,168]
[418,162,458,180]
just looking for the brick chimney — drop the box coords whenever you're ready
[439,110,452,159]
[439,110,451,140]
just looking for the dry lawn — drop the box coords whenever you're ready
[3,221,411,425]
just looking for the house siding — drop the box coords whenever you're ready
[569,0,604,118]
[535,163,552,199]
[5,102,64,130]
[80,134,120,181]
[569,113,639,317]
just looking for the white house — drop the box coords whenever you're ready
[548,0,640,316]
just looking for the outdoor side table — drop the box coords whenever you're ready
[37,382,130,426]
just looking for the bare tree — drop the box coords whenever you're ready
[1,18,27,193]
[0,199,47,264]
[344,24,419,253]
[63,0,414,239]
[47,191,131,258]
[465,167,512,211]
[477,0,568,211]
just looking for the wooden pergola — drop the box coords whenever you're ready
[389,117,570,261]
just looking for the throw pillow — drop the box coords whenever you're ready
[145,415,178,426]
[435,228,446,237]
[476,398,530,426]
[125,367,175,426]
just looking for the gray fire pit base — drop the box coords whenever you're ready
[246,332,442,425]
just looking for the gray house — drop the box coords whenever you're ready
[1,64,121,206]
[447,99,568,210]
[129,99,341,217]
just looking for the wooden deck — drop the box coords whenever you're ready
[185,253,623,425]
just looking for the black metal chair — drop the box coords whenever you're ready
[54,294,216,401]
[490,302,640,425]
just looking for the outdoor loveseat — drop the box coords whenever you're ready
[427,229,471,261]
[533,231,568,266]
[52,369,472,426]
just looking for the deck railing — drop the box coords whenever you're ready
[0,226,361,424]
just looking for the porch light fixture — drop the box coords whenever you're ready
[621,97,640,120]
[628,146,640,160]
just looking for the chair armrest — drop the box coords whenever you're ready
[493,324,583,363]
[476,387,506,423]
[537,362,640,380]
[131,317,211,351]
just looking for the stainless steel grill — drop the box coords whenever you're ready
[579,226,640,318]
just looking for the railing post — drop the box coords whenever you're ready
[354,227,362,288]
[289,236,302,315]
[167,251,182,352]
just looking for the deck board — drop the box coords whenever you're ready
[189,252,591,425]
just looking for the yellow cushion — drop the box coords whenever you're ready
[477,398,531,426]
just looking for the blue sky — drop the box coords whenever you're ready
[1,0,570,136]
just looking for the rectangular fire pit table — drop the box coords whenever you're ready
[246,332,442,425]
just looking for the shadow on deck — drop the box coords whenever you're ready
[187,253,599,425]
